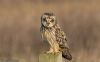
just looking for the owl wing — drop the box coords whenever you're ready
[55,24,72,60]
[55,24,69,49]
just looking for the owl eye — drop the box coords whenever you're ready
[51,20,54,22]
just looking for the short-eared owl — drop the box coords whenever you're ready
[40,13,72,60]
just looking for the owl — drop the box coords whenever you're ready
[40,13,72,60]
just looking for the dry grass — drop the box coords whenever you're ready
[0,0,100,62]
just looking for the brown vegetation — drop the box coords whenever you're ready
[0,0,100,62]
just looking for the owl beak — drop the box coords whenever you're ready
[47,22,50,25]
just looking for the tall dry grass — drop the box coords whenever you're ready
[0,0,100,62]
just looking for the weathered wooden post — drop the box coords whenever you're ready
[39,52,62,62]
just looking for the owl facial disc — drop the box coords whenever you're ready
[41,13,56,28]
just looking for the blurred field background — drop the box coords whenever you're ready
[0,0,100,62]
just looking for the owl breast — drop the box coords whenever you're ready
[43,28,59,48]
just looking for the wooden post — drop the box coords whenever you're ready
[39,52,62,62]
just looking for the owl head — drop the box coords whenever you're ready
[41,13,57,28]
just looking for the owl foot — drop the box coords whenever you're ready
[46,51,53,53]
[46,50,60,54]
[45,47,53,53]
[54,50,60,54]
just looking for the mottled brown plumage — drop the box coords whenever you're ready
[40,12,72,60]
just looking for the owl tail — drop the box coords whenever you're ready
[62,48,72,60]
